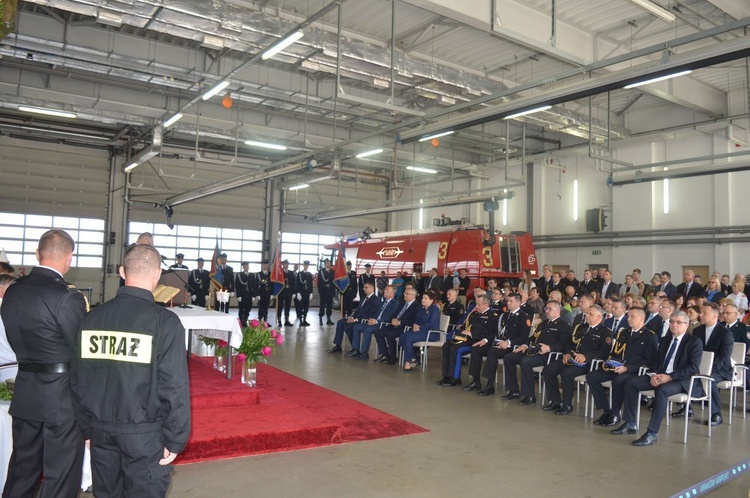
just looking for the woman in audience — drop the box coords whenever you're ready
[729,279,749,320]
[673,294,686,311]
[643,274,662,299]
[401,289,442,371]
[686,305,701,334]
[518,269,536,294]
[702,277,723,303]
[618,274,639,297]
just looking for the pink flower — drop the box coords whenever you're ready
[276,335,284,345]
[250,319,260,327]
[218,340,228,348]
[264,321,269,328]
[237,353,246,362]
[271,330,278,338]
[261,346,273,357]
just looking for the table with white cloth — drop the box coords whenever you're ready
[168,307,243,379]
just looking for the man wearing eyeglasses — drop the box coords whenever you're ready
[611,310,703,446]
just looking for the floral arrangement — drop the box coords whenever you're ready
[198,336,229,356]
[236,319,283,364]
[0,380,12,401]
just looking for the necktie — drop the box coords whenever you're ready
[662,321,669,338]
[377,299,389,321]
[704,326,714,345]
[613,318,619,331]
[685,282,691,297]
[397,301,410,319]
[661,337,678,373]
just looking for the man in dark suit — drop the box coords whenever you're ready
[545,272,565,298]
[680,303,733,425]
[358,263,377,299]
[327,282,380,355]
[278,259,297,327]
[2,229,87,498]
[235,261,255,327]
[578,269,598,296]
[374,288,420,364]
[188,257,210,307]
[296,260,314,327]
[214,252,234,313]
[603,297,629,336]
[353,285,400,361]
[676,270,704,299]
[169,253,188,270]
[611,310,703,446]
[423,267,443,295]
[643,297,662,330]
[597,270,618,299]
[648,299,676,339]
[657,271,677,299]
[536,266,553,300]
[723,304,750,349]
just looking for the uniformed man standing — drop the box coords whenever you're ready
[318,258,335,325]
[235,261,256,327]
[359,263,376,299]
[343,261,357,318]
[256,259,272,323]
[1,229,87,498]
[296,260,314,326]
[542,305,613,415]
[188,257,210,307]
[169,253,188,270]
[214,252,234,313]
[72,243,190,498]
[278,259,296,327]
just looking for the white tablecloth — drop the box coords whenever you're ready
[167,307,243,351]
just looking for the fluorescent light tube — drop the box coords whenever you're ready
[288,183,309,191]
[628,0,676,23]
[573,179,579,222]
[202,80,230,101]
[18,106,77,119]
[163,113,183,128]
[356,148,384,159]
[262,31,304,60]
[244,140,288,151]
[418,130,454,142]
[124,162,139,173]
[624,70,692,89]
[504,105,552,120]
[406,166,437,174]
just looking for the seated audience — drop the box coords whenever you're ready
[374,288,420,365]
[326,282,380,355]
[400,290,442,371]
[351,285,400,360]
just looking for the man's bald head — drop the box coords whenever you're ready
[135,232,154,245]
[36,229,75,274]
[123,244,162,276]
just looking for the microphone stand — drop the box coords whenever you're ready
[161,258,192,309]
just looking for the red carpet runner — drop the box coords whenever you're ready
[176,357,428,464]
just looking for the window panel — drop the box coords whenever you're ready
[26,215,53,227]
[282,232,300,242]
[0,241,23,252]
[78,231,104,243]
[153,235,176,247]
[243,230,263,240]
[76,256,103,268]
[319,235,336,245]
[53,217,80,229]
[300,233,319,243]
[80,218,105,231]
[222,228,243,239]
[130,222,152,234]
[1,227,25,239]
[300,244,319,254]
[243,241,262,252]
[22,254,37,265]
[178,237,200,248]
[201,227,218,239]
[282,243,300,254]
[177,225,200,237]
[25,228,49,240]
[76,244,103,256]
[0,213,25,225]
[153,224,173,235]
[222,239,242,251]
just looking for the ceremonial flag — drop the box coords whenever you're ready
[333,240,349,293]
[270,241,285,297]
[208,240,223,290]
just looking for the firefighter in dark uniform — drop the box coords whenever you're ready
[542,304,613,415]
[318,258,335,325]
[292,263,301,319]
[490,301,571,401]
[1,229,87,498]
[469,293,532,393]
[188,257,210,307]
[169,253,188,269]
[257,259,272,323]
[587,307,659,427]
[359,263,377,299]
[235,261,255,327]
[343,261,357,318]
[442,288,465,326]
[296,260,314,326]
[278,259,296,327]
[214,252,234,313]
[437,294,499,387]
[71,243,190,498]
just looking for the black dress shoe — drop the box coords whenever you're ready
[441,378,461,387]
[327,345,342,353]
[542,401,562,412]
[671,406,694,419]
[344,349,359,357]
[437,377,452,385]
[603,414,621,427]
[555,404,573,416]
[593,413,609,425]
[387,357,398,365]
[517,396,536,406]
[500,391,521,400]
[319,317,323,325]
[611,423,638,435]
[705,413,723,426]
[326,319,335,325]
[462,381,482,392]
[284,321,294,326]
[301,321,310,326]
[477,387,496,397]
[355,352,370,361]
[632,432,658,446]
[374,355,389,363]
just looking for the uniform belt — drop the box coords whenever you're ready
[18,362,70,373]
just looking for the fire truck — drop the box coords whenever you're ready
[323,220,538,293]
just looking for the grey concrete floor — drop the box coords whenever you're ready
[169,314,750,498]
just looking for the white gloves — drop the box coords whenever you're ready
[253,296,258,303]
[191,295,196,301]
[237,297,242,303]
[296,293,302,300]
[309,293,313,300]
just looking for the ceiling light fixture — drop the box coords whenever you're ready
[355,148,384,159]
[18,106,77,119]
[262,30,304,60]
[623,70,693,89]
[163,113,183,128]
[288,183,309,191]
[244,140,288,151]
[418,130,454,142]
[202,80,230,101]
[123,162,139,173]
[406,166,438,174]
[627,0,676,23]
[504,105,552,120]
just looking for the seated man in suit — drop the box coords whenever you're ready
[612,310,703,446]
[650,299,676,339]
[437,294,498,387]
[467,293,531,394]
[603,297,629,336]
[326,282,380,355]
[672,302,733,425]
[442,289,465,326]
[352,285,400,361]
[588,308,658,427]
[643,297,662,330]
[542,305,612,415]
[374,288,420,364]
[722,304,750,349]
